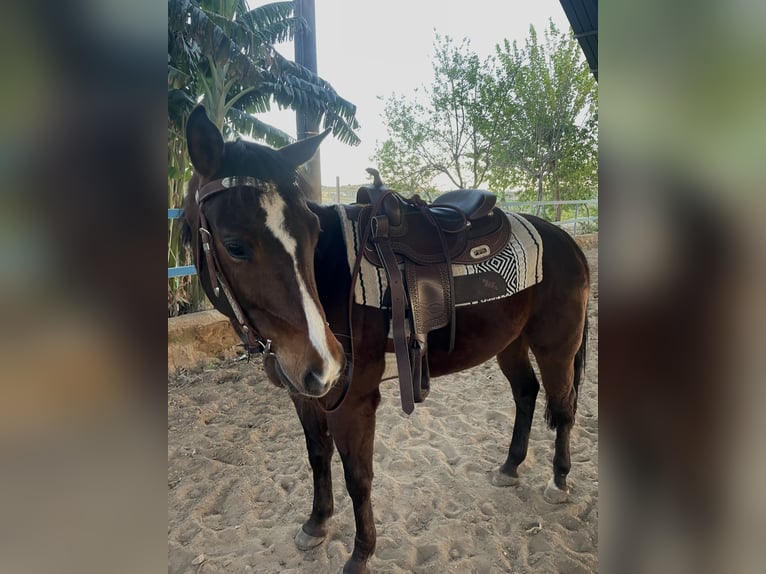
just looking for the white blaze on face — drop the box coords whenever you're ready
[260,190,341,384]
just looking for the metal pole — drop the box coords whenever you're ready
[295,0,322,202]
[574,203,579,236]
[336,176,340,204]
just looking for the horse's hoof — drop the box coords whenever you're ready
[341,563,370,574]
[294,527,326,550]
[490,470,519,487]
[543,477,569,503]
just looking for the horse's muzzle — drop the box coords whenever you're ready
[273,357,341,398]
[302,369,329,396]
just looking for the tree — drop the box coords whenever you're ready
[374,23,597,215]
[168,0,360,146]
[373,35,506,199]
[167,0,361,315]
[489,21,597,218]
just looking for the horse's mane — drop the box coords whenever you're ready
[179,137,312,247]
[180,216,191,246]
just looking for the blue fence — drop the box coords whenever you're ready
[168,209,196,279]
[167,199,597,279]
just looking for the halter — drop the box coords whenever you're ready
[195,176,275,362]
[193,175,351,411]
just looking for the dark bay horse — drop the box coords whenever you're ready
[181,106,590,574]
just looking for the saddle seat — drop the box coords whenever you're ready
[431,188,498,221]
[356,186,511,266]
[350,170,512,414]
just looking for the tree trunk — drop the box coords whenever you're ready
[535,171,544,216]
[554,171,562,221]
[295,0,323,202]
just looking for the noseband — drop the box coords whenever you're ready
[194,176,275,363]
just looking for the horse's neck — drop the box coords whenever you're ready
[309,202,352,325]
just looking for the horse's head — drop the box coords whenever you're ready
[181,106,345,398]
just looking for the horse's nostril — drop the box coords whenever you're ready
[302,370,325,394]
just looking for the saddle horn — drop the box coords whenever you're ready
[366,167,384,188]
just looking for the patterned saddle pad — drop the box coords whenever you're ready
[335,206,543,309]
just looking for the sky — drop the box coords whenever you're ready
[257,0,572,187]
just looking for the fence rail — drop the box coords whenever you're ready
[168,208,197,279]
[499,199,598,236]
[168,199,597,279]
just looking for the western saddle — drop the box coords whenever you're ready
[350,169,511,414]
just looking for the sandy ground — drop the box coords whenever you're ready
[168,248,598,573]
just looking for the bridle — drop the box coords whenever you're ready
[192,175,351,411]
[195,176,275,363]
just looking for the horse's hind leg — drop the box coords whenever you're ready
[292,398,335,550]
[533,350,580,503]
[491,337,540,487]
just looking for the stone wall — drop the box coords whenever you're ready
[168,310,240,373]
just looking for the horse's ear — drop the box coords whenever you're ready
[186,106,224,177]
[278,128,331,168]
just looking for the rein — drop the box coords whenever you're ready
[193,175,351,412]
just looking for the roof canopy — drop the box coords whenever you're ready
[559,0,597,81]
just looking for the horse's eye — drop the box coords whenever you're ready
[223,241,248,260]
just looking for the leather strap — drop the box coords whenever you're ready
[372,214,415,414]
[333,190,398,413]
[194,177,277,362]
[346,188,418,414]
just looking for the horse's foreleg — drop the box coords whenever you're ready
[492,339,540,486]
[330,389,381,574]
[292,398,335,550]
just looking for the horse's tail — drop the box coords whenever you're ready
[573,311,588,398]
[544,309,588,429]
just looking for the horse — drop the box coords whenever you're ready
[180,105,590,574]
